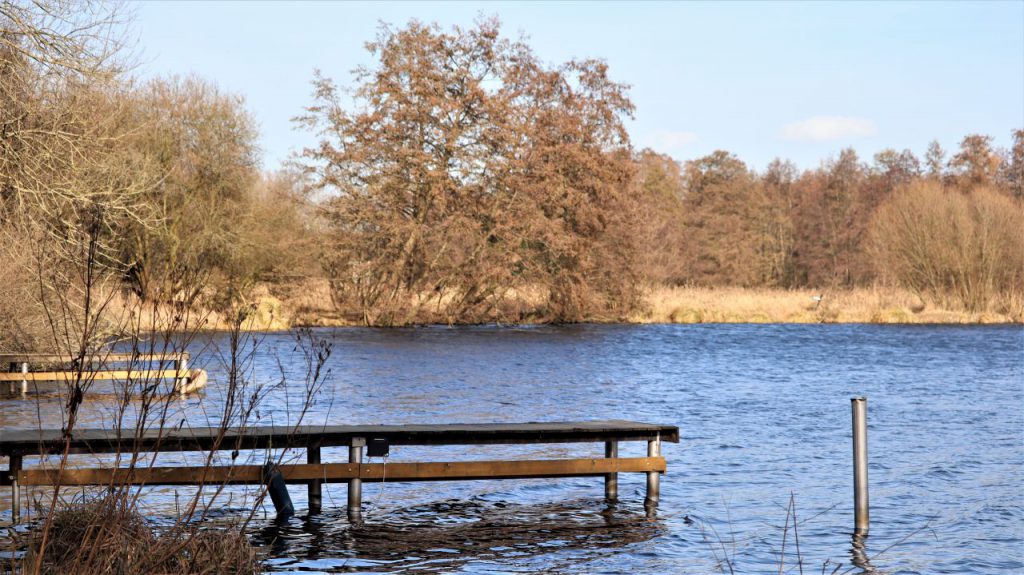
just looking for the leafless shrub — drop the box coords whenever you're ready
[6,188,330,575]
[869,181,1024,313]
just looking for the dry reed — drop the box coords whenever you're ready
[20,497,259,575]
[634,284,1021,324]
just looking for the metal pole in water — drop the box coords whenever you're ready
[9,454,22,523]
[604,441,618,501]
[348,438,365,524]
[851,397,869,535]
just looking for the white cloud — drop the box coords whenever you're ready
[644,130,699,152]
[780,116,877,142]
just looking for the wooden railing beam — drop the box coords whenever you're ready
[18,456,667,487]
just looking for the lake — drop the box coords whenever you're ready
[2,324,1022,574]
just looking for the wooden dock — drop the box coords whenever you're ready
[0,352,205,396]
[1,420,678,523]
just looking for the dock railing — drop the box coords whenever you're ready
[1,420,678,523]
[0,352,204,396]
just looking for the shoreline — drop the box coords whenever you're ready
[210,282,1022,331]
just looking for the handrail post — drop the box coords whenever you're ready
[308,439,322,514]
[645,434,661,516]
[20,362,27,396]
[852,397,869,535]
[348,437,365,524]
[604,441,618,501]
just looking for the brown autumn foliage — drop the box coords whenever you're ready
[633,149,689,285]
[298,19,640,325]
[629,131,1022,319]
[2,3,1021,331]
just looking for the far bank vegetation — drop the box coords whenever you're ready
[1,8,1021,345]
[299,20,1023,325]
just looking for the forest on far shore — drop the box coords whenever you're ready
[2,4,1022,346]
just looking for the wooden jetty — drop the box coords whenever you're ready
[0,352,205,396]
[1,420,678,523]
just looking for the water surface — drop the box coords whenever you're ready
[2,324,1022,574]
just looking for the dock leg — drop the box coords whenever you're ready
[307,441,322,514]
[348,438,364,524]
[645,435,661,516]
[604,441,618,501]
[9,454,22,523]
[176,355,189,396]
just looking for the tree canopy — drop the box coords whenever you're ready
[298,19,640,324]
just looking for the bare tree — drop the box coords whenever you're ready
[869,181,1024,312]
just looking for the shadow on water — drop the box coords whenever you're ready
[251,498,664,574]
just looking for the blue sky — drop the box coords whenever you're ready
[132,1,1023,172]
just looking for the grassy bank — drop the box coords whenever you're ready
[632,285,1021,324]
[208,281,1022,329]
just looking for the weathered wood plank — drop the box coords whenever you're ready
[0,353,188,364]
[0,369,189,382]
[0,420,679,456]
[16,456,666,486]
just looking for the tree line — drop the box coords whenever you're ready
[2,6,1021,339]
[300,18,1023,323]
[636,135,1023,302]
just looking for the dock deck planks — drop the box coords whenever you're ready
[0,352,188,364]
[1,420,678,522]
[0,420,678,457]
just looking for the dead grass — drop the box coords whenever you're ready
[18,497,260,575]
[241,281,1024,326]
[632,285,1022,324]
[96,279,1022,329]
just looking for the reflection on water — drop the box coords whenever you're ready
[254,498,663,574]
[2,324,1023,574]
[851,532,877,574]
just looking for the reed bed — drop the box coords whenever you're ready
[633,285,1021,325]
[19,497,259,575]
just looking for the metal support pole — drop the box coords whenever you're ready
[348,438,365,524]
[176,355,188,396]
[9,454,22,523]
[604,441,618,501]
[307,441,322,514]
[20,362,27,396]
[645,435,661,515]
[852,397,869,535]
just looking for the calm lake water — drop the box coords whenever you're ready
[2,324,1022,574]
